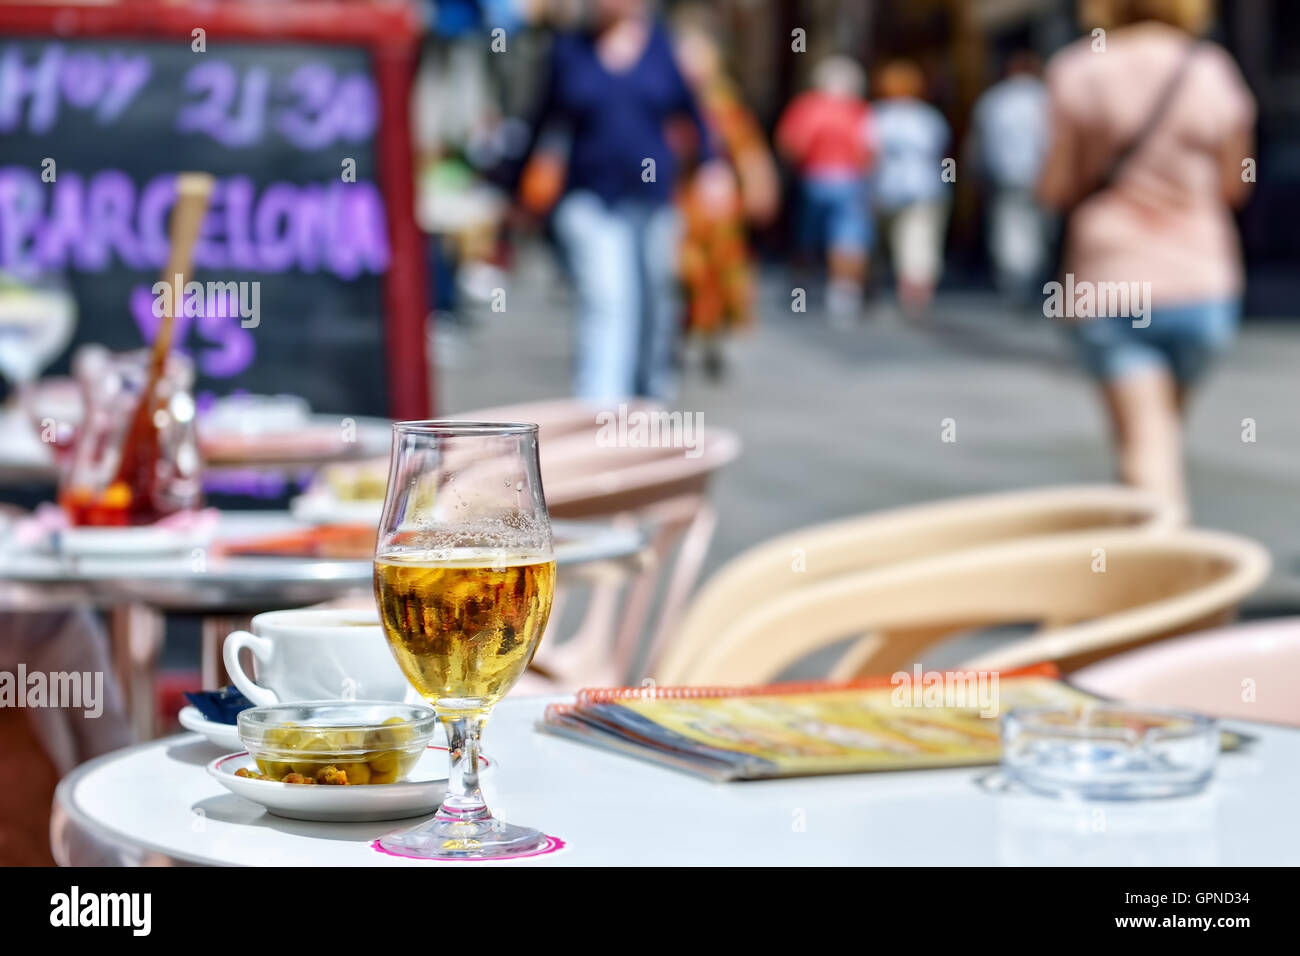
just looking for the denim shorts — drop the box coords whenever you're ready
[799,177,872,255]
[1066,299,1242,386]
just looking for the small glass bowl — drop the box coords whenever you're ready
[1001,704,1218,800]
[237,701,437,786]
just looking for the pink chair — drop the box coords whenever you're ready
[448,397,665,444]
[1071,617,1300,727]
[454,398,741,690]
[536,427,741,688]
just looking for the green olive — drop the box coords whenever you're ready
[264,723,302,750]
[256,758,294,779]
[334,728,367,750]
[296,732,335,752]
[366,749,400,774]
[371,716,414,748]
[342,761,371,785]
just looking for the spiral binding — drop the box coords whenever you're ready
[557,662,1060,709]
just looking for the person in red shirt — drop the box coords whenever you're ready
[776,56,876,325]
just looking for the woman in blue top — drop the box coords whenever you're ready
[523,0,730,401]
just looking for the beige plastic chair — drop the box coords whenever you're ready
[654,529,1269,686]
[655,485,1183,683]
[1070,617,1300,727]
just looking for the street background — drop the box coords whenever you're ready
[439,249,1300,619]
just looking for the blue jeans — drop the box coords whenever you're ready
[553,192,681,401]
[1067,299,1241,386]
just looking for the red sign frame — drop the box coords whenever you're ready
[0,1,433,419]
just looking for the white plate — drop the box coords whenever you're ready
[53,524,210,557]
[206,747,486,823]
[179,706,244,752]
[289,493,382,526]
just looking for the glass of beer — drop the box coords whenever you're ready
[373,421,555,859]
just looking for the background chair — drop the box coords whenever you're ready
[1070,617,1300,727]
[454,397,665,443]
[455,398,741,689]
[537,427,740,688]
[655,528,1269,686]
[655,485,1184,684]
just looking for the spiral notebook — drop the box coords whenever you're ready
[537,664,1106,782]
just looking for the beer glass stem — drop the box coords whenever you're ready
[437,714,490,823]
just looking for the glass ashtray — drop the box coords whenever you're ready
[1000,705,1218,800]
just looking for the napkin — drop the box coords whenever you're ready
[184,686,253,724]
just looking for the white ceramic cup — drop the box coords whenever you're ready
[223,608,415,706]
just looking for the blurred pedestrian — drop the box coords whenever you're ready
[518,0,732,402]
[971,51,1050,307]
[872,59,952,318]
[775,56,875,326]
[1038,0,1255,517]
[673,11,780,379]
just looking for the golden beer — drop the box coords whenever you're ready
[374,551,555,713]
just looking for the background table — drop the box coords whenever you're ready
[0,514,644,608]
[1,516,646,737]
[52,695,1300,866]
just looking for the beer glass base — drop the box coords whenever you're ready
[379,817,546,860]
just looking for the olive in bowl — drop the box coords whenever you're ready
[237,701,436,785]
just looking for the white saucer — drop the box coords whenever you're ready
[179,706,244,751]
[207,747,483,822]
[53,524,210,557]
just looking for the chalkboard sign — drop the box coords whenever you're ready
[0,2,429,419]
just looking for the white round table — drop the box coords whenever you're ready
[52,696,1300,866]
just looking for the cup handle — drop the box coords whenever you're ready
[223,631,278,707]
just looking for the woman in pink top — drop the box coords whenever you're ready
[1038,0,1255,519]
